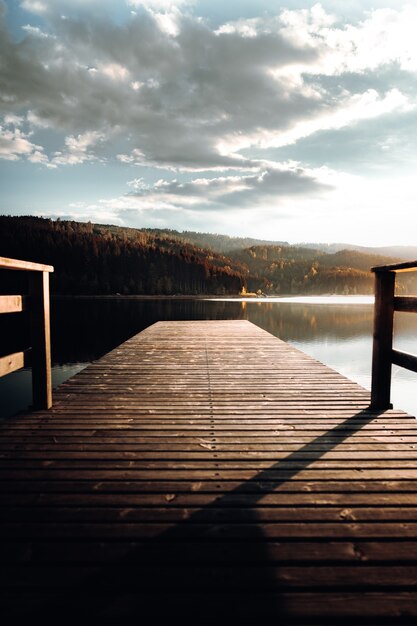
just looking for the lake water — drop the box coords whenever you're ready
[1,295,417,418]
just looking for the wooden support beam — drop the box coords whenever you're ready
[394,296,417,313]
[0,295,26,314]
[392,349,417,374]
[370,271,395,409]
[28,271,52,409]
[0,351,24,378]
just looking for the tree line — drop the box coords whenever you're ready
[0,216,244,295]
[2,216,415,296]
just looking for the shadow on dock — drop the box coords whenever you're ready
[6,407,400,625]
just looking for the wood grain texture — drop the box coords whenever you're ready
[1,319,417,624]
[0,295,25,314]
[0,256,53,272]
[28,271,52,409]
[0,351,24,378]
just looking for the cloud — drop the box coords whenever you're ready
[220,87,411,152]
[128,0,194,11]
[0,3,333,172]
[20,0,47,14]
[49,161,329,233]
[1,2,414,176]
[279,4,417,75]
[20,0,124,15]
[52,131,104,165]
[21,24,52,38]
[0,118,51,164]
[1,0,416,249]
[121,161,331,214]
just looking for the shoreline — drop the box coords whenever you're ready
[52,294,375,304]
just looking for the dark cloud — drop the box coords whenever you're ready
[126,164,330,212]
[0,3,321,170]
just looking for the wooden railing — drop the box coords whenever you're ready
[0,257,54,409]
[371,260,417,409]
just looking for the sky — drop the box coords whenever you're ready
[1,0,417,246]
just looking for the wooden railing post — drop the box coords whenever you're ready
[370,270,395,409]
[28,271,52,409]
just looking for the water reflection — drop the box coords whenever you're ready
[1,296,417,418]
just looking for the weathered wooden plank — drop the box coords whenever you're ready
[370,271,395,409]
[0,351,24,378]
[6,521,417,539]
[3,539,417,564]
[5,505,417,524]
[28,271,52,409]
[5,563,417,589]
[392,348,417,373]
[372,259,417,273]
[0,295,26,314]
[394,295,417,313]
[3,478,417,494]
[2,320,417,623]
[0,256,53,272]
[5,491,417,507]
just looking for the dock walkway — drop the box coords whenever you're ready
[2,320,417,623]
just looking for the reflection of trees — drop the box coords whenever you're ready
[48,300,375,364]
[2,298,416,366]
[242,303,374,342]
[49,299,245,364]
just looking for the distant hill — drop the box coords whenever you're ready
[228,244,413,295]
[142,228,288,254]
[298,242,417,261]
[1,216,416,295]
[140,229,417,261]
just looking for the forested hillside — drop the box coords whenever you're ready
[230,245,390,294]
[0,216,245,295]
[1,216,415,295]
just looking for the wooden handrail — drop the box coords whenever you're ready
[370,261,417,409]
[372,259,417,273]
[0,256,53,273]
[0,257,54,409]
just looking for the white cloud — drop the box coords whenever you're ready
[128,0,194,11]
[279,4,417,75]
[0,123,51,165]
[4,114,24,126]
[130,80,143,91]
[152,11,180,36]
[28,149,50,165]
[52,131,104,166]
[117,148,146,165]
[219,88,411,153]
[27,110,51,128]
[22,24,52,38]
[20,0,47,13]
[122,162,330,212]
[99,63,130,82]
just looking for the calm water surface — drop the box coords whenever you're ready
[1,295,417,418]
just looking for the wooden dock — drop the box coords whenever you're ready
[2,320,417,624]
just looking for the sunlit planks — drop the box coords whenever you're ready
[0,295,25,314]
[0,351,24,378]
[2,320,417,624]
